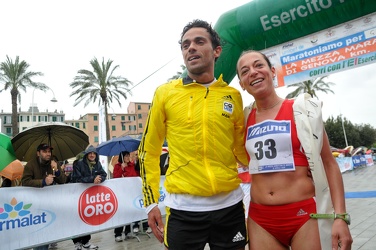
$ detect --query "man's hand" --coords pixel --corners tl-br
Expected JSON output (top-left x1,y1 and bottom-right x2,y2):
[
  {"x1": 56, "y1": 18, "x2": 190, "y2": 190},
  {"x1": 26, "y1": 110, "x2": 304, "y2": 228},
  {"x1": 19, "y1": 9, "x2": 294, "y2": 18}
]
[
  {"x1": 94, "y1": 175, "x2": 102, "y2": 184},
  {"x1": 148, "y1": 206, "x2": 164, "y2": 243},
  {"x1": 45, "y1": 174, "x2": 55, "y2": 185},
  {"x1": 51, "y1": 160, "x2": 58, "y2": 173}
]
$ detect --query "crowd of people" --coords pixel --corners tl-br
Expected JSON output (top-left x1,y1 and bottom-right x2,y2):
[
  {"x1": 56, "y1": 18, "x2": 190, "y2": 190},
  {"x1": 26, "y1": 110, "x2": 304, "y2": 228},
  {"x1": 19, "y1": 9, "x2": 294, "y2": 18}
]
[{"x1": 3, "y1": 19, "x2": 353, "y2": 250}]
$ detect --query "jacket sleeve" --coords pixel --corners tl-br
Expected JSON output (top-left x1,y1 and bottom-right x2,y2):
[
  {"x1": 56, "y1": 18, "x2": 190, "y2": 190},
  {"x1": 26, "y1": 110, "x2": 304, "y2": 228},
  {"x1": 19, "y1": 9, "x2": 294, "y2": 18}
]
[
  {"x1": 233, "y1": 91, "x2": 248, "y2": 165},
  {"x1": 54, "y1": 163, "x2": 67, "y2": 184},
  {"x1": 21, "y1": 163, "x2": 43, "y2": 188},
  {"x1": 95, "y1": 163, "x2": 107, "y2": 182},
  {"x1": 139, "y1": 85, "x2": 167, "y2": 206},
  {"x1": 113, "y1": 163, "x2": 123, "y2": 178}
]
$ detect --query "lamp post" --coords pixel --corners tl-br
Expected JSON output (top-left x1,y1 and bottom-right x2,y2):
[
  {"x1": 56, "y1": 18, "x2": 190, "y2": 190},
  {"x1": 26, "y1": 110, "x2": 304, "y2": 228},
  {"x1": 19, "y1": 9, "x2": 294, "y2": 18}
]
[
  {"x1": 31, "y1": 88, "x2": 58, "y2": 126},
  {"x1": 340, "y1": 114, "x2": 348, "y2": 147}
]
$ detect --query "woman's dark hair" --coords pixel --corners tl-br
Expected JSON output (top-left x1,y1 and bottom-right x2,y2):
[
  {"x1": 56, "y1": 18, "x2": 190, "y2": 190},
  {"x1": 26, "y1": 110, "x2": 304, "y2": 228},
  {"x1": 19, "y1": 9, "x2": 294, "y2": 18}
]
[
  {"x1": 118, "y1": 151, "x2": 130, "y2": 163},
  {"x1": 179, "y1": 19, "x2": 221, "y2": 50}
]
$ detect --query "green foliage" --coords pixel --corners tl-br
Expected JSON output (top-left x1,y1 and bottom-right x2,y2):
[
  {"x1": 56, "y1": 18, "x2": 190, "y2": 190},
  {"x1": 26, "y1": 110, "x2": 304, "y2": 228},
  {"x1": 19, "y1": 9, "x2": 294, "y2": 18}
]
[
  {"x1": 70, "y1": 57, "x2": 132, "y2": 141},
  {"x1": 168, "y1": 65, "x2": 186, "y2": 81},
  {"x1": 286, "y1": 76, "x2": 335, "y2": 99},
  {"x1": 325, "y1": 115, "x2": 376, "y2": 149},
  {"x1": 0, "y1": 55, "x2": 46, "y2": 136}
]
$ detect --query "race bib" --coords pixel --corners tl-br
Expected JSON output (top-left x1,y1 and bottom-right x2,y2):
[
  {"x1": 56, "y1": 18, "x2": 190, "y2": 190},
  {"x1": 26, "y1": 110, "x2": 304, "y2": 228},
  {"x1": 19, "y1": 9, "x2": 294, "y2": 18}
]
[{"x1": 245, "y1": 120, "x2": 295, "y2": 174}]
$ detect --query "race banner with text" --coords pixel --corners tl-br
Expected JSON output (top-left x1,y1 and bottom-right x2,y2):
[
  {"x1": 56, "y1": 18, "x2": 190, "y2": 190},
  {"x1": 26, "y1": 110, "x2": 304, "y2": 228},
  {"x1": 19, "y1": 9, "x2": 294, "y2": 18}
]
[{"x1": 263, "y1": 13, "x2": 376, "y2": 87}]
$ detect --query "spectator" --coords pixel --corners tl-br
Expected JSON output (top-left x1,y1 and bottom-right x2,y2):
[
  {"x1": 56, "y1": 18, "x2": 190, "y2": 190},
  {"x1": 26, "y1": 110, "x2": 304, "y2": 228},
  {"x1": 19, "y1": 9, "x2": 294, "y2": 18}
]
[
  {"x1": 112, "y1": 151, "x2": 149, "y2": 241},
  {"x1": 70, "y1": 145, "x2": 106, "y2": 250},
  {"x1": 21, "y1": 143, "x2": 66, "y2": 250}
]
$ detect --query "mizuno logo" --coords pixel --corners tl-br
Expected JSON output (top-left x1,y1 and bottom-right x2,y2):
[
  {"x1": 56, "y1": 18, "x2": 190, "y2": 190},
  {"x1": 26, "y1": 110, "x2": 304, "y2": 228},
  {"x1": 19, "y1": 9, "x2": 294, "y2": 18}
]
[{"x1": 247, "y1": 121, "x2": 291, "y2": 139}]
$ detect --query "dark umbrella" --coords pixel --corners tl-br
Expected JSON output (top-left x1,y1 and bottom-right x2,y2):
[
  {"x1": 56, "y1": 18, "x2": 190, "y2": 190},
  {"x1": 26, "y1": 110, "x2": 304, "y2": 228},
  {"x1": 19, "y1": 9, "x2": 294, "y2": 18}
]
[
  {"x1": 11, "y1": 122, "x2": 89, "y2": 162},
  {"x1": 96, "y1": 135, "x2": 141, "y2": 156}
]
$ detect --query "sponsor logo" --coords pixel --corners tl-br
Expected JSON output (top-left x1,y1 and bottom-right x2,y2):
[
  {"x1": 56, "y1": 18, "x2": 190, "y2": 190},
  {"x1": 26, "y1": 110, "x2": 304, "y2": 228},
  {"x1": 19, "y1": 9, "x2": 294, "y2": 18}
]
[
  {"x1": 78, "y1": 186, "x2": 118, "y2": 226},
  {"x1": 222, "y1": 95, "x2": 233, "y2": 101},
  {"x1": 0, "y1": 197, "x2": 55, "y2": 232},
  {"x1": 247, "y1": 121, "x2": 290, "y2": 139},
  {"x1": 223, "y1": 101, "x2": 233, "y2": 114},
  {"x1": 296, "y1": 209, "x2": 308, "y2": 216},
  {"x1": 136, "y1": 187, "x2": 166, "y2": 210},
  {"x1": 345, "y1": 23, "x2": 353, "y2": 30},
  {"x1": 364, "y1": 17, "x2": 372, "y2": 24},
  {"x1": 282, "y1": 42, "x2": 294, "y2": 49},
  {"x1": 310, "y1": 35, "x2": 318, "y2": 44},
  {"x1": 232, "y1": 232, "x2": 245, "y2": 242}
]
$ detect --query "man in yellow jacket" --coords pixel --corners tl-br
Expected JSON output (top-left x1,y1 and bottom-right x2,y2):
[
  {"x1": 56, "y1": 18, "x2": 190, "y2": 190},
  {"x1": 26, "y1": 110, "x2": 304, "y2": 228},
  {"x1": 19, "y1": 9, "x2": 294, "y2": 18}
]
[{"x1": 139, "y1": 19, "x2": 248, "y2": 249}]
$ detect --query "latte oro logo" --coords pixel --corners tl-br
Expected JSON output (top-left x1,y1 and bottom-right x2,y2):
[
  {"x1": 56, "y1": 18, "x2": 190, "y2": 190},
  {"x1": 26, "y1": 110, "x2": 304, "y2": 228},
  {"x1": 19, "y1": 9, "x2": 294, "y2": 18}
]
[{"x1": 78, "y1": 186, "x2": 118, "y2": 225}]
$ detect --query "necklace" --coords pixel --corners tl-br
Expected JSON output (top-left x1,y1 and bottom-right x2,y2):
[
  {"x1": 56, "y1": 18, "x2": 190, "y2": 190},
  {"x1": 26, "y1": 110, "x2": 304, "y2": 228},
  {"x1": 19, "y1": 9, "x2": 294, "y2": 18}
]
[{"x1": 256, "y1": 99, "x2": 282, "y2": 112}]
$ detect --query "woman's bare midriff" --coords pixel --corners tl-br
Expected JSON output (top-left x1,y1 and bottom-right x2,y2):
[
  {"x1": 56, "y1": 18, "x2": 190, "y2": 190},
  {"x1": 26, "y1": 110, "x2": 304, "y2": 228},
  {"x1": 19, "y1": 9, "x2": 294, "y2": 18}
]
[{"x1": 251, "y1": 166, "x2": 315, "y2": 205}]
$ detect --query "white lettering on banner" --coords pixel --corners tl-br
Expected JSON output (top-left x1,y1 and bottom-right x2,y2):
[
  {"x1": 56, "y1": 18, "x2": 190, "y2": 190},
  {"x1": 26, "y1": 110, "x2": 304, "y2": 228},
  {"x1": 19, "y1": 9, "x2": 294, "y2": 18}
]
[
  {"x1": 0, "y1": 177, "x2": 250, "y2": 249},
  {"x1": 260, "y1": 0, "x2": 336, "y2": 31}
]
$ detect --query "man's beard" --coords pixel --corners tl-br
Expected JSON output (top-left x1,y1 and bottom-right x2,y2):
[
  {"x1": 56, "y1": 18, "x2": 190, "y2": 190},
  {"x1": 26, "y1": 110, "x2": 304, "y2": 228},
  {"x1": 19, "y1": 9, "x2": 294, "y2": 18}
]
[{"x1": 39, "y1": 156, "x2": 51, "y2": 165}]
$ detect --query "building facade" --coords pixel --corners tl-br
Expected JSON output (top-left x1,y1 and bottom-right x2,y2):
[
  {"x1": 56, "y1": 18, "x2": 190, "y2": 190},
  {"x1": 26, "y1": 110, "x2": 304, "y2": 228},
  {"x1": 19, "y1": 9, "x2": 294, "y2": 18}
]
[
  {"x1": 0, "y1": 105, "x2": 65, "y2": 136},
  {"x1": 64, "y1": 102, "x2": 151, "y2": 146}
]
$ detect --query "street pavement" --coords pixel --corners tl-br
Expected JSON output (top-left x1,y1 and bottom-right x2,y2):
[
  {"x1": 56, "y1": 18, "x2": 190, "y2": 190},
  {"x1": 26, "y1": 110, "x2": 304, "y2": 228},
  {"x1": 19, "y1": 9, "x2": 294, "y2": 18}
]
[{"x1": 47, "y1": 164, "x2": 376, "y2": 250}]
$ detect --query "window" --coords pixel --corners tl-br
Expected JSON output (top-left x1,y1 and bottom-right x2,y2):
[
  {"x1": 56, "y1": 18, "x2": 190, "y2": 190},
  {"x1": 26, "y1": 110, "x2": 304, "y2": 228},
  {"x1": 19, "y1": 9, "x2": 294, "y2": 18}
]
[
  {"x1": 94, "y1": 115, "x2": 98, "y2": 121},
  {"x1": 128, "y1": 125, "x2": 132, "y2": 131},
  {"x1": 138, "y1": 114, "x2": 142, "y2": 119},
  {"x1": 94, "y1": 136, "x2": 99, "y2": 142},
  {"x1": 138, "y1": 123, "x2": 142, "y2": 128},
  {"x1": 133, "y1": 125, "x2": 136, "y2": 131},
  {"x1": 94, "y1": 125, "x2": 98, "y2": 131},
  {"x1": 122, "y1": 125, "x2": 126, "y2": 131},
  {"x1": 52, "y1": 116, "x2": 57, "y2": 122},
  {"x1": 83, "y1": 123, "x2": 86, "y2": 129},
  {"x1": 3, "y1": 116, "x2": 6, "y2": 124},
  {"x1": 6, "y1": 127, "x2": 11, "y2": 135},
  {"x1": 20, "y1": 116, "x2": 23, "y2": 122},
  {"x1": 121, "y1": 115, "x2": 125, "y2": 121},
  {"x1": 112, "y1": 125, "x2": 116, "y2": 131},
  {"x1": 75, "y1": 123, "x2": 80, "y2": 128},
  {"x1": 111, "y1": 116, "x2": 116, "y2": 121},
  {"x1": 27, "y1": 116, "x2": 30, "y2": 122},
  {"x1": 138, "y1": 104, "x2": 141, "y2": 110}
]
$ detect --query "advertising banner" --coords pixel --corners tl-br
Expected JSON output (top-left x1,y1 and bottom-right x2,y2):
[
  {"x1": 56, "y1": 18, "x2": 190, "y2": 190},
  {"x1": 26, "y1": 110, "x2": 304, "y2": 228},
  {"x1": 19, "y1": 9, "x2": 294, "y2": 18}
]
[
  {"x1": 213, "y1": 0, "x2": 376, "y2": 83},
  {"x1": 263, "y1": 13, "x2": 376, "y2": 86}
]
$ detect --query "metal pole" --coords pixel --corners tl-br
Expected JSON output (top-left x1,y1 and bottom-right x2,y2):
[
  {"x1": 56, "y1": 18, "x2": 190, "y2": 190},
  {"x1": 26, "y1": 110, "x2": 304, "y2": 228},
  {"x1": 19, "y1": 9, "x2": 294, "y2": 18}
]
[
  {"x1": 341, "y1": 114, "x2": 349, "y2": 147},
  {"x1": 31, "y1": 88, "x2": 58, "y2": 127}
]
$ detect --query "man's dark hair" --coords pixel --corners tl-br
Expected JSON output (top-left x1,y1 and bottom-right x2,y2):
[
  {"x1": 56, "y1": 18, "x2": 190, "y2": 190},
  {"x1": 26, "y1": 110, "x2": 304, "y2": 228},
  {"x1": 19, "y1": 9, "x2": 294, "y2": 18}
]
[{"x1": 179, "y1": 19, "x2": 221, "y2": 49}]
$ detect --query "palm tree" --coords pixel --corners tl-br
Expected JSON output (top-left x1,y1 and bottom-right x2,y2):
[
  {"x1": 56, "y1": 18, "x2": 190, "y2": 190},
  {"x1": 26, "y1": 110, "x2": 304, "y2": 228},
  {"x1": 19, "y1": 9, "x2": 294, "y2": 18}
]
[
  {"x1": 168, "y1": 65, "x2": 186, "y2": 81},
  {"x1": 285, "y1": 76, "x2": 335, "y2": 99},
  {"x1": 0, "y1": 55, "x2": 46, "y2": 136},
  {"x1": 70, "y1": 57, "x2": 132, "y2": 141}
]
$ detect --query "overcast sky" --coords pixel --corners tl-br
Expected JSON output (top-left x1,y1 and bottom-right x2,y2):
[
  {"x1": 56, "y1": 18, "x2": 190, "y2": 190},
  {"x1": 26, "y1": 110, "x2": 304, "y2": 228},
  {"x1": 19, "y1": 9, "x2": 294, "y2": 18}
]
[{"x1": 1, "y1": 0, "x2": 375, "y2": 128}]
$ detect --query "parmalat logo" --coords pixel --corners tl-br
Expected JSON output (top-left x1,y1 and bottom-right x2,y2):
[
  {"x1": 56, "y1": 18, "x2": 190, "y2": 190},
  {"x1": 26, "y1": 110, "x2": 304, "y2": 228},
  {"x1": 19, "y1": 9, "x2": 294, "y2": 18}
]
[{"x1": 0, "y1": 197, "x2": 54, "y2": 231}]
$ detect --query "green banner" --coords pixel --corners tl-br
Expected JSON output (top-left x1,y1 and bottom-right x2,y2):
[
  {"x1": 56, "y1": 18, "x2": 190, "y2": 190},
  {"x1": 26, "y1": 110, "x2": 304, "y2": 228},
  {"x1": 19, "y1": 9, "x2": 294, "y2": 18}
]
[{"x1": 214, "y1": 0, "x2": 376, "y2": 83}]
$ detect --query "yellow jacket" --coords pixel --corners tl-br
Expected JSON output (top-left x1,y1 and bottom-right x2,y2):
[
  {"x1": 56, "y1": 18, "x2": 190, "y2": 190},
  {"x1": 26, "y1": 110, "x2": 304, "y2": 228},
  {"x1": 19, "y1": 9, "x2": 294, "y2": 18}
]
[{"x1": 139, "y1": 75, "x2": 248, "y2": 207}]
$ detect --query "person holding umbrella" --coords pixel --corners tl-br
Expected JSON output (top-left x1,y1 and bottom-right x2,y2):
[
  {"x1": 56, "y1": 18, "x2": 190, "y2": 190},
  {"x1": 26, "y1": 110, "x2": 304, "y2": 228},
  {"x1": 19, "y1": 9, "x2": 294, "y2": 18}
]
[
  {"x1": 21, "y1": 143, "x2": 66, "y2": 188},
  {"x1": 21, "y1": 143, "x2": 66, "y2": 250}
]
